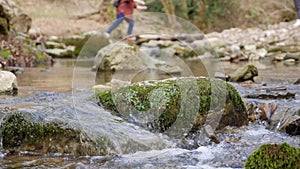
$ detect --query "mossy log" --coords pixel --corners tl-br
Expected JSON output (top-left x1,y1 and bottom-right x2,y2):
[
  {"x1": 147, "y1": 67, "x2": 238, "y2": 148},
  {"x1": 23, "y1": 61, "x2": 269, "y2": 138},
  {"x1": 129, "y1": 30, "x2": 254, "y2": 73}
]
[
  {"x1": 96, "y1": 77, "x2": 247, "y2": 136},
  {"x1": 0, "y1": 112, "x2": 107, "y2": 156},
  {"x1": 245, "y1": 143, "x2": 300, "y2": 169}
]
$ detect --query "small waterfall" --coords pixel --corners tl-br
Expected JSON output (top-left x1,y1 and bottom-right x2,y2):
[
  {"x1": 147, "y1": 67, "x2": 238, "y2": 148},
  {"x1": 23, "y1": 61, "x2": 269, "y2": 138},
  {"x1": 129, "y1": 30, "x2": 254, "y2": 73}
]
[{"x1": 73, "y1": 94, "x2": 172, "y2": 154}]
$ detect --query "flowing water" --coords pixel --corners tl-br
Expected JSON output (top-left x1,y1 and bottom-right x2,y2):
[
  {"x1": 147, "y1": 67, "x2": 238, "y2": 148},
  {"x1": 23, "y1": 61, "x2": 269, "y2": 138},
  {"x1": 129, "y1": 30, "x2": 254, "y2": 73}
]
[{"x1": 0, "y1": 58, "x2": 299, "y2": 168}]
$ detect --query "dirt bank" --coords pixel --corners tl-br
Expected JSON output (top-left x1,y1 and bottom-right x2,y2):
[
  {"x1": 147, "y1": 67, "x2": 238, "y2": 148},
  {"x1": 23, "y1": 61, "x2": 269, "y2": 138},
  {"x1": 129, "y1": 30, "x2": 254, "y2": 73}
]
[{"x1": 16, "y1": 0, "x2": 297, "y2": 36}]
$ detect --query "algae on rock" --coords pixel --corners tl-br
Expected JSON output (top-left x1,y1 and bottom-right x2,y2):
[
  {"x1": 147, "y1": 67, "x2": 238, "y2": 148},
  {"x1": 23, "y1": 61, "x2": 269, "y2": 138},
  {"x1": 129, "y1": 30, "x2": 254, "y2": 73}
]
[
  {"x1": 96, "y1": 77, "x2": 247, "y2": 137},
  {"x1": 245, "y1": 143, "x2": 300, "y2": 169},
  {"x1": 0, "y1": 112, "x2": 108, "y2": 156}
]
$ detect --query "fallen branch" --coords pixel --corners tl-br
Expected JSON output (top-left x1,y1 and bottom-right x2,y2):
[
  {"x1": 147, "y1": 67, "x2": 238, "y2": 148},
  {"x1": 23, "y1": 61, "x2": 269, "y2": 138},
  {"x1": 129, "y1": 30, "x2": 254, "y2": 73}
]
[{"x1": 72, "y1": 10, "x2": 101, "y2": 20}]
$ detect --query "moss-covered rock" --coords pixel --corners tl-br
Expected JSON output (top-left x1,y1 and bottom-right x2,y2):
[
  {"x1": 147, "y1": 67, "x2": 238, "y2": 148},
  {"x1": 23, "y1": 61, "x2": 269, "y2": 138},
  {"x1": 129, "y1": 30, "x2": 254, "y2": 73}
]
[
  {"x1": 0, "y1": 112, "x2": 108, "y2": 156},
  {"x1": 96, "y1": 77, "x2": 247, "y2": 135},
  {"x1": 229, "y1": 64, "x2": 258, "y2": 82},
  {"x1": 245, "y1": 143, "x2": 300, "y2": 169}
]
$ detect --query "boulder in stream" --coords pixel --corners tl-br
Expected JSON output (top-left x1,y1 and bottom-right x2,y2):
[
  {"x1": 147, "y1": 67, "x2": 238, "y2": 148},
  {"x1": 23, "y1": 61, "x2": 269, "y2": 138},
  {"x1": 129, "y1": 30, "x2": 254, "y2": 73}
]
[
  {"x1": 0, "y1": 70, "x2": 17, "y2": 94},
  {"x1": 93, "y1": 42, "x2": 182, "y2": 75},
  {"x1": 229, "y1": 64, "x2": 258, "y2": 82},
  {"x1": 0, "y1": 112, "x2": 108, "y2": 156},
  {"x1": 96, "y1": 77, "x2": 248, "y2": 139}
]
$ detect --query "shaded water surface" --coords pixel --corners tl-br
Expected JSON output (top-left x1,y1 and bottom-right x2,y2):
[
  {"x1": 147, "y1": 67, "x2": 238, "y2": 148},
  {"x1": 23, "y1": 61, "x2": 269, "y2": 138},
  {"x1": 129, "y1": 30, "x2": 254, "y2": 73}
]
[{"x1": 0, "y1": 59, "x2": 299, "y2": 168}]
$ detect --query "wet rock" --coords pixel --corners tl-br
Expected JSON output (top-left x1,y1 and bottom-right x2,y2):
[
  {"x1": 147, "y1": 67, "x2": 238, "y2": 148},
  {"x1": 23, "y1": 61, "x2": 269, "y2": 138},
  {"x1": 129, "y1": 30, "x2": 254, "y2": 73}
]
[
  {"x1": 273, "y1": 53, "x2": 286, "y2": 61},
  {"x1": 247, "y1": 102, "x2": 277, "y2": 123},
  {"x1": 207, "y1": 37, "x2": 227, "y2": 48},
  {"x1": 245, "y1": 143, "x2": 300, "y2": 169},
  {"x1": 286, "y1": 118, "x2": 300, "y2": 135},
  {"x1": 141, "y1": 40, "x2": 197, "y2": 58},
  {"x1": 245, "y1": 84, "x2": 300, "y2": 134},
  {"x1": 0, "y1": 70, "x2": 17, "y2": 94},
  {"x1": 255, "y1": 48, "x2": 268, "y2": 58},
  {"x1": 245, "y1": 91, "x2": 295, "y2": 99},
  {"x1": 270, "y1": 106, "x2": 300, "y2": 136},
  {"x1": 45, "y1": 47, "x2": 75, "y2": 58},
  {"x1": 229, "y1": 64, "x2": 258, "y2": 82},
  {"x1": 284, "y1": 53, "x2": 300, "y2": 61},
  {"x1": 294, "y1": 78, "x2": 300, "y2": 85},
  {"x1": 93, "y1": 43, "x2": 181, "y2": 73},
  {"x1": 172, "y1": 43, "x2": 197, "y2": 58},
  {"x1": 283, "y1": 59, "x2": 296, "y2": 65},
  {"x1": 244, "y1": 44, "x2": 256, "y2": 51},
  {"x1": 0, "y1": 112, "x2": 107, "y2": 156},
  {"x1": 96, "y1": 77, "x2": 248, "y2": 138}
]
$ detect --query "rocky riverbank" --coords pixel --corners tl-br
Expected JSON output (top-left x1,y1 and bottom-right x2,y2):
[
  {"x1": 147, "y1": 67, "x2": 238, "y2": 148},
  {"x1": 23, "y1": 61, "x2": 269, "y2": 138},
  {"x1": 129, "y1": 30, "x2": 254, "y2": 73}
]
[{"x1": 0, "y1": 1, "x2": 299, "y2": 168}]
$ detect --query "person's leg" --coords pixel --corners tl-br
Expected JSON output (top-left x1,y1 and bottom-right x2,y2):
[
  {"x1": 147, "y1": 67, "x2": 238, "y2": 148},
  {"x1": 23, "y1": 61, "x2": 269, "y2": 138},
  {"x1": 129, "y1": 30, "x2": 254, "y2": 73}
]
[
  {"x1": 294, "y1": 0, "x2": 300, "y2": 27},
  {"x1": 106, "y1": 17, "x2": 124, "y2": 34},
  {"x1": 294, "y1": 0, "x2": 300, "y2": 19},
  {"x1": 124, "y1": 17, "x2": 135, "y2": 35}
]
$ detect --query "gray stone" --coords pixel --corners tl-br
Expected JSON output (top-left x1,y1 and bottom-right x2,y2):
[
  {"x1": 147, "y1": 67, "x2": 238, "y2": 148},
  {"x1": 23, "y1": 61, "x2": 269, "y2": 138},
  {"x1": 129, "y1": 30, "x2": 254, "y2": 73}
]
[
  {"x1": 229, "y1": 64, "x2": 258, "y2": 82},
  {"x1": 283, "y1": 59, "x2": 296, "y2": 65},
  {"x1": 45, "y1": 46, "x2": 75, "y2": 58},
  {"x1": 284, "y1": 53, "x2": 300, "y2": 61},
  {"x1": 93, "y1": 43, "x2": 181, "y2": 73},
  {"x1": 0, "y1": 70, "x2": 17, "y2": 93}
]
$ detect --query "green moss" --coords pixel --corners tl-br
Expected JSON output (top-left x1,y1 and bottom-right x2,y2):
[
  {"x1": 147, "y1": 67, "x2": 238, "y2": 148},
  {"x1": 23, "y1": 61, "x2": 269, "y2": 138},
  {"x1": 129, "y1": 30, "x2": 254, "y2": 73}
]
[
  {"x1": 96, "y1": 77, "x2": 247, "y2": 132},
  {"x1": 1, "y1": 113, "x2": 71, "y2": 147},
  {"x1": 0, "y1": 48, "x2": 11, "y2": 59},
  {"x1": 23, "y1": 45, "x2": 48, "y2": 63},
  {"x1": 0, "y1": 112, "x2": 109, "y2": 156},
  {"x1": 245, "y1": 143, "x2": 300, "y2": 169}
]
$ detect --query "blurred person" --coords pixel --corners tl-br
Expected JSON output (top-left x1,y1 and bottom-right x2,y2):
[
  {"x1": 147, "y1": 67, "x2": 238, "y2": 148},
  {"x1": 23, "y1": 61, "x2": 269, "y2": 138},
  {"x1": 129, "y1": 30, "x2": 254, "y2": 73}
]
[
  {"x1": 104, "y1": 0, "x2": 147, "y2": 40},
  {"x1": 293, "y1": 0, "x2": 300, "y2": 27}
]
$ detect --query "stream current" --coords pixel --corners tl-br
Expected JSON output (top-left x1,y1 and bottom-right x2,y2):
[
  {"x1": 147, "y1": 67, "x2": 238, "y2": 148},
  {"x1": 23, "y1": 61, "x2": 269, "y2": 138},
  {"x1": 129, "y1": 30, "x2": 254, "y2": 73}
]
[{"x1": 0, "y1": 58, "x2": 299, "y2": 168}]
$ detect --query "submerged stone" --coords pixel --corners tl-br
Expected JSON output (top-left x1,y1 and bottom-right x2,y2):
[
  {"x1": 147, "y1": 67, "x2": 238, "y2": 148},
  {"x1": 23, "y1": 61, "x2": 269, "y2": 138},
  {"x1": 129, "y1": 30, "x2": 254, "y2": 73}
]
[
  {"x1": 245, "y1": 143, "x2": 300, "y2": 169},
  {"x1": 96, "y1": 77, "x2": 247, "y2": 138},
  {"x1": 0, "y1": 112, "x2": 107, "y2": 156}
]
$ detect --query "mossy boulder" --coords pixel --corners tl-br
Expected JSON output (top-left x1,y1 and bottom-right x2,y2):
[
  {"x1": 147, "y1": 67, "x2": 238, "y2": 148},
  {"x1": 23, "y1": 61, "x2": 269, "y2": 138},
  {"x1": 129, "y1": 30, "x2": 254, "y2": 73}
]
[
  {"x1": 93, "y1": 42, "x2": 181, "y2": 74},
  {"x1": 229, "y1": 64, "x2": 258, "y2": 82},
  {"x1": 96, "y1": 77, "x2": 247, "y2": 137},
  {"x1": 0, "y1": 112, "x2": 108, "y2": 156},
  {"x1": 245, "y1": 143, "x2": 300, "y2": 169}
]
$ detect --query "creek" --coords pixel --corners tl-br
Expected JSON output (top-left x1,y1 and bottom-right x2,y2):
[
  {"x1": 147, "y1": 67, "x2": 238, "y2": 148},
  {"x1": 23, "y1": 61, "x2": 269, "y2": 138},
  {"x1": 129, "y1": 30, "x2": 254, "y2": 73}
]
[{"x1": 0, "y1": 58, "x2": 299, "y2": 168}]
